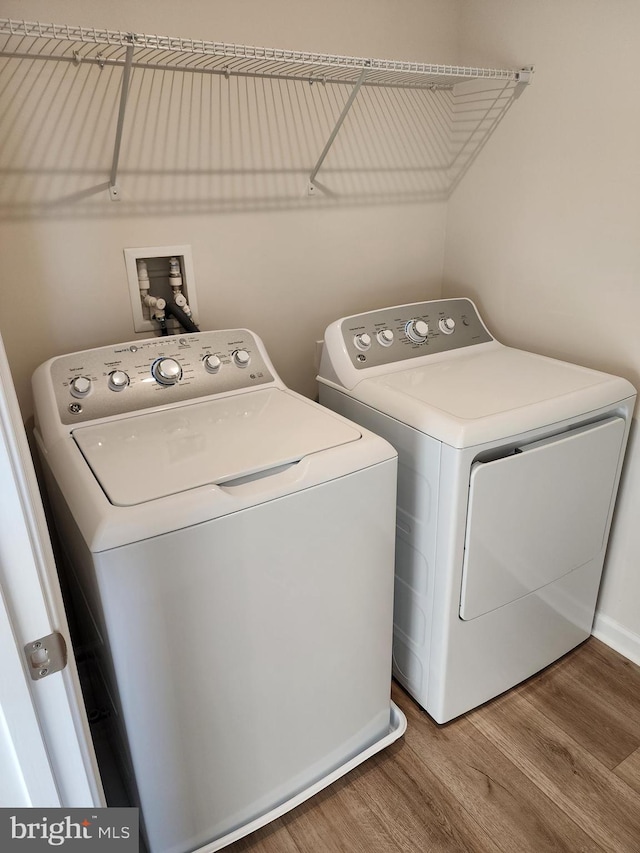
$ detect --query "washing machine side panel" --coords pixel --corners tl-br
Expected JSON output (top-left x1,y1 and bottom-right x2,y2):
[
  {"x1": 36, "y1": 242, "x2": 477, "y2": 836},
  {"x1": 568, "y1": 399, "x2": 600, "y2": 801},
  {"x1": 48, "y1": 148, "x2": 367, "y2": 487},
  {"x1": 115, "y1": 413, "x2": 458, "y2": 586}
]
[
  {"x1": 319, "y1": 386, "x2": 440, "y2": 709},
  {"x1": 36, "y1": 461, "x2": 143, "y2": 810},
  {"x1": 92, "y1": 461, "x2": 397, "y2": 853}
]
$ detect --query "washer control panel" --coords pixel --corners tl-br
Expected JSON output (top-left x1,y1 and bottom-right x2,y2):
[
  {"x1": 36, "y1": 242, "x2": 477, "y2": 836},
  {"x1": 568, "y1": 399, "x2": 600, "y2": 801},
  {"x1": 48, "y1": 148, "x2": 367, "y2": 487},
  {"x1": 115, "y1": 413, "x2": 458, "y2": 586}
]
[
  {"x1": 340, "y1": 298, "x2": 493, "y2": 369},
  {"x1": 49, "y1": 330, "x2": 274, "y2": 425}
]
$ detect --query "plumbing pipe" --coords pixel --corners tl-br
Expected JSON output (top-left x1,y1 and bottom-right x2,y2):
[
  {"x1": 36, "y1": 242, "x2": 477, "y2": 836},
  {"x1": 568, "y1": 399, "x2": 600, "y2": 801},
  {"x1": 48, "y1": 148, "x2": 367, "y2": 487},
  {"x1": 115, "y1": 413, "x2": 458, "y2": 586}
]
[
  {"x1": 164, "y1": 300, "x2": 200, "y2": 333},
  {"x1": 143, "y1": 295, "x2": 166, "y2": 316},
  {"x1": 137, "y1": 259, "x2": 150, "y2": 297},
  {"x1": 167, "y1": 257, "x2": 194, "y2": 318},
  {"x1": 174, "y1": 292, "x2": 193, "y2": 318}
]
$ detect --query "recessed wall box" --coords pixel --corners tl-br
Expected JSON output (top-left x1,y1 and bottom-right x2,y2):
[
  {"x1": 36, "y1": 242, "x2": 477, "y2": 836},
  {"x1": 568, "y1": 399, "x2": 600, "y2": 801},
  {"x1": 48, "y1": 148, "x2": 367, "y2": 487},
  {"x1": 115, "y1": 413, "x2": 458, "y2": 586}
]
[{"x1": 124, "y1": 245, "x2": 198, "y2": 333}]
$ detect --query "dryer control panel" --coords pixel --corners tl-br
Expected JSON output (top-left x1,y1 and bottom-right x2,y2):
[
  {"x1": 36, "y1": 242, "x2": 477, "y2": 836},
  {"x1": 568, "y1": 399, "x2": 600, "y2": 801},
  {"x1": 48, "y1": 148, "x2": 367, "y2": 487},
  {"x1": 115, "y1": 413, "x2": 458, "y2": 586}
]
[
  {"x1": 337, "y1": 298, "x2": 493, "y2": 371},
  {"x1": 43, "y1": 330, "x2": 275, "y2": 425}
]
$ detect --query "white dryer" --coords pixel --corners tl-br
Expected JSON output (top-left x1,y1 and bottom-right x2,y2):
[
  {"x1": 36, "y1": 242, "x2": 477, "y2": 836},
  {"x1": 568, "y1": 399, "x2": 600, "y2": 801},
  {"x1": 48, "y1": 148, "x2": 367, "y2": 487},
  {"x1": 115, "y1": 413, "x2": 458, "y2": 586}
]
[
  {"x1": 32, "y1": 329, "x2": 405, "y2": 853},
  {"x1": 318, "y1": 298, "x2": 636, "y2": 724}
]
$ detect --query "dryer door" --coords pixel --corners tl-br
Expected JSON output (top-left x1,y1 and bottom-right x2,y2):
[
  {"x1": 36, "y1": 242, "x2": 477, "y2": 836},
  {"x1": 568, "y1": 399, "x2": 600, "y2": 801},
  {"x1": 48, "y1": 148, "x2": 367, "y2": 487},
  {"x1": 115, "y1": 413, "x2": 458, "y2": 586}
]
[{"x1": 459, "y1": 416, "x2": 625, "y2": 620}]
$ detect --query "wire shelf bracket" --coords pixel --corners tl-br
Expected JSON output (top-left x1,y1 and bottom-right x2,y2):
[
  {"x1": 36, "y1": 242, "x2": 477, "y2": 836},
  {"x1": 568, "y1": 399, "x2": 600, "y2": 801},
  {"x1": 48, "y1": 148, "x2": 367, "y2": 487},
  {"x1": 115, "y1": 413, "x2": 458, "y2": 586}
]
[
  {"x1": 109, "y1": 40, "x2": 134, "y2": 201},
  {"x1": 308, "y1": 65, "x2": 370, "y2": 196}
]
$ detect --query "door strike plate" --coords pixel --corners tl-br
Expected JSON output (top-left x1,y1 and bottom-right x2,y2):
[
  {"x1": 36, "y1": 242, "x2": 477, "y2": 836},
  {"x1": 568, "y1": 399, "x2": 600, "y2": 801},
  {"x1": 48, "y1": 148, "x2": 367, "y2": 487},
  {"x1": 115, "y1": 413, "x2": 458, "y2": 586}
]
[{"x1": 24, "y1": 632, "x2": 67, "y2": 680}]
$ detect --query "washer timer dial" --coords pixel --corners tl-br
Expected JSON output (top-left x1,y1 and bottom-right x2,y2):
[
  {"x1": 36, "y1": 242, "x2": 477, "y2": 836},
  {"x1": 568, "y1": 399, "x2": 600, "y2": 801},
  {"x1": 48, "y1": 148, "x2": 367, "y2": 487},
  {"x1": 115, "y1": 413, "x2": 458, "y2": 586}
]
[{"x1": 152, "y1": 357, "x2": 183, "y2": 385}]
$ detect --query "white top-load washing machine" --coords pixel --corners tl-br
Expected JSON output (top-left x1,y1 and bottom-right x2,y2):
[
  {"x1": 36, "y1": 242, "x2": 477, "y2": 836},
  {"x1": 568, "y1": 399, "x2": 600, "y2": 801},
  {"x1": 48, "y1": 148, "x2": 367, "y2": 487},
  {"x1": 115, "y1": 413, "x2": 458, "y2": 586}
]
[
  {"x1": 318, "y1": 298, "x2": 636, "y2": 724},
  {"x1": 32, "y1": 329, "x2": 406, "y2": 853}
]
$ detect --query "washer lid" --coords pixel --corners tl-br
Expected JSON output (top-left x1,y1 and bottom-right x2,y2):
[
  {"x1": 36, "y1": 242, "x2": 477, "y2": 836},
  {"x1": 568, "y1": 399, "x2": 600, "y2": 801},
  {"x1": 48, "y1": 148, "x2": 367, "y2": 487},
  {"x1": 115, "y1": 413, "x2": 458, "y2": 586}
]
[
  {"x1": 72, "y1": 388, "x2": 362, "y2": 506},
  {"x1": 352, "y1": 347, "x2": 635, "y2": 447}
]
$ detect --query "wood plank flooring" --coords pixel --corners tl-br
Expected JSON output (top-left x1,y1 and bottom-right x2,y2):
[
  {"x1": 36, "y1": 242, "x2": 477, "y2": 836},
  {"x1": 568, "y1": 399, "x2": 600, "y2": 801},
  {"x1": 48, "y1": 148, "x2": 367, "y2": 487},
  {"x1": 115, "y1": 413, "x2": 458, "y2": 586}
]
[{"x1": 228, "y1": 638, "x2": 640, "y2": 853}]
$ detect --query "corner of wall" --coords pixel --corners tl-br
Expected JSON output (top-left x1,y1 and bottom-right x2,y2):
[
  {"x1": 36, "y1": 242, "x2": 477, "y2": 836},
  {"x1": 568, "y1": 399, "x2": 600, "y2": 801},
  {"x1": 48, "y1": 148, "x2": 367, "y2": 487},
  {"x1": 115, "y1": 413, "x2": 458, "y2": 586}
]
[{"x1": 592, "y1": 612, "x2": 640, "y2": 667}]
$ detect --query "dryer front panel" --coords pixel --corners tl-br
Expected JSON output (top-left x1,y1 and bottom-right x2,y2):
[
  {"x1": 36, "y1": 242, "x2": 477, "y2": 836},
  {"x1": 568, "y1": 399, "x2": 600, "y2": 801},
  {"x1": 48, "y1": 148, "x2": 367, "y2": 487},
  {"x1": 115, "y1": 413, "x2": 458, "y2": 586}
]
[{"x1": 459, "y1": 416, "x2": 626, "y2": 620}]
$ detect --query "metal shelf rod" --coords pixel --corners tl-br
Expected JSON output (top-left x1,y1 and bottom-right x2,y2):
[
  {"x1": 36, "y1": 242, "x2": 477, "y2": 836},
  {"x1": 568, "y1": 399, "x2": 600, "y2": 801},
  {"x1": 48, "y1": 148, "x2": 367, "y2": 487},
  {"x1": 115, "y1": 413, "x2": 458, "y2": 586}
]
[
  {"x1": 108, "y1": 42, "x2": 134, "y2": 201},
  {"x1": 309, "y1": 67, "x2": 369, "y2": 191},
  {"x1": 0, "y1": 49, "x2": 487, "y2": 90}
]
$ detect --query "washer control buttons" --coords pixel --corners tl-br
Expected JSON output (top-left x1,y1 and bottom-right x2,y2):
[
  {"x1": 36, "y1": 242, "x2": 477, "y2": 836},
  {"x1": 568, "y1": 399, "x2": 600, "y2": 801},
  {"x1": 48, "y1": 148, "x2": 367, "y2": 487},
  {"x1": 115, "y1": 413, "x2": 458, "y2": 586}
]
[
  {"x1": 233, "y1": 349, "x2": 251, "y2": 367},
  {"x1": 108, "y1": 370, "x2": 130, "y2": 392},
  {"x1": 377, "y1": 329, "x2": 394, "y2": 347},
  {"x1": 438, "y1": 317, "x2": 456, "y2": 335},
  {"x1": 203, "y1": 354, "x2": 222, "y2": 374},
  {"x1": 405, "y1": 319, "x2": 429, "y2": 343},
  {"x1": 152, "y1": 357, "x2": 182, "y2": 385},
  {"x1": 354, "y1": 333, "x2": 372, "y2": 351},
  {"x1": 70, "y1": 376, "x2": 92, "y2": 398}
]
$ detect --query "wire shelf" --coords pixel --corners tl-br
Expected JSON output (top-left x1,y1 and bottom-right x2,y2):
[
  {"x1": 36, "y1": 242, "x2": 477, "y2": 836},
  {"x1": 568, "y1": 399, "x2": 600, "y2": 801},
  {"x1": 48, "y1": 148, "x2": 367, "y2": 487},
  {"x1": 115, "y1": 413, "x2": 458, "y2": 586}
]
[
  {"x1": 0, "y1": 18, "x2": 532, "y2": 208},
  {"x1": 0, "y1": 18, "x2": 528, "y2": 89}
]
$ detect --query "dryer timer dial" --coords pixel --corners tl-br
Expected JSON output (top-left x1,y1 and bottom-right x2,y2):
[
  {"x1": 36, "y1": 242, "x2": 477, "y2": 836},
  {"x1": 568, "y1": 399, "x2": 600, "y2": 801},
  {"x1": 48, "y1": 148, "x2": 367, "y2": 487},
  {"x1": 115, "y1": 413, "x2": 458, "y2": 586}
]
[{"x1": 405, "y1": 319, "x2": 429, "y2": 343}]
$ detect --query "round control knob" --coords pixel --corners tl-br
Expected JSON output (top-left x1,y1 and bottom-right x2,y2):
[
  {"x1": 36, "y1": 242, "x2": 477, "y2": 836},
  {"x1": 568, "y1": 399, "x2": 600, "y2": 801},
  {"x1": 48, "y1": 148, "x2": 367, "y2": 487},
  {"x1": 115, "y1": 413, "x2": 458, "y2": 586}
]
[
  {"x1": 203, "y1": 354, "x2": 222, "y2": 374},
  {"x1": 70, "y1": 376, "x2": 92, "y2": 398},
  {"x1": 438, "y1": 317, "x2": 456, "y2": 335},
  {"x1": 233, "y1": 349, "x2": 251, "y2": 367},
  {"x1": 152, "y1": 357, "x2": 182, "y2": 385},
  {"x1": 405, "y1": 319, "x2": 429, "y2": 343},
  {"x1": 377, "y1": 329, "x2": 394, "y2": 347},
  {"x1": 354, "y1": 333, "x2": 372, "y2": 351},
  {"x1": 108, "y1": 370, "x2": 129, "y2": 391}
]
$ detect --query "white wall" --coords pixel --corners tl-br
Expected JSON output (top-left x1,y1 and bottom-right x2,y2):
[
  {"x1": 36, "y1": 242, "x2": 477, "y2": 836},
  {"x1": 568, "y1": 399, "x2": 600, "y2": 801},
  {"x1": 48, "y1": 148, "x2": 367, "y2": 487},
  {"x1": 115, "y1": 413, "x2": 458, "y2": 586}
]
[
  {"x1": 0, "y1": 0, "x2": 461, "y2": 412},
  {"x1": 445, "y1": 0, "x2": 640, "y2": 659}
]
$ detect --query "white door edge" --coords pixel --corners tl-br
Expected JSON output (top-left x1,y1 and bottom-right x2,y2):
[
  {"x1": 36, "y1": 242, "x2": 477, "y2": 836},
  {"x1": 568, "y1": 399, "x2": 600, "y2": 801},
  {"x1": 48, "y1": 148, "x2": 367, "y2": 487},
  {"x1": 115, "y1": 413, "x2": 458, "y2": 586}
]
[{"x1": 0, "y1": 334, "x2": 103, "y2": 807}]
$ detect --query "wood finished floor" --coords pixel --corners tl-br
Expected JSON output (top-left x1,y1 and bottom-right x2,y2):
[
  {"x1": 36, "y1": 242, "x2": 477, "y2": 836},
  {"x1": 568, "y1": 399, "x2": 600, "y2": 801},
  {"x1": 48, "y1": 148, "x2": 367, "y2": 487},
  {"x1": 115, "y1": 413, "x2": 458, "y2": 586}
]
[{"x1": 228, "y1": 638, "x2": 640, "y2": 853}]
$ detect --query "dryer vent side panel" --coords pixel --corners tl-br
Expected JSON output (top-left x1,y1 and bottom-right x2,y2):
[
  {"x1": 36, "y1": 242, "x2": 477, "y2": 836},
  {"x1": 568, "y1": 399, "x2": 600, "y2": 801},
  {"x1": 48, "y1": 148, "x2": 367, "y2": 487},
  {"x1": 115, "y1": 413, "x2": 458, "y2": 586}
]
[{"x1": 459, "y1": 417, "x2": 626, "y2": 621}]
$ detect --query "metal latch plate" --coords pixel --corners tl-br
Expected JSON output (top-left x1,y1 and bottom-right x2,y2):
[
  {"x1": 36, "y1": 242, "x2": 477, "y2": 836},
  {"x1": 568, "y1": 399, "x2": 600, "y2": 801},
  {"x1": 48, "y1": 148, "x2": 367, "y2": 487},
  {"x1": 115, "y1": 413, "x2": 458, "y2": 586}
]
[{"x1": 24, "y1": 632, "x2": 67, "y2": 680}]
